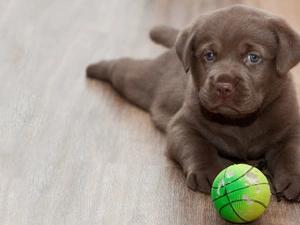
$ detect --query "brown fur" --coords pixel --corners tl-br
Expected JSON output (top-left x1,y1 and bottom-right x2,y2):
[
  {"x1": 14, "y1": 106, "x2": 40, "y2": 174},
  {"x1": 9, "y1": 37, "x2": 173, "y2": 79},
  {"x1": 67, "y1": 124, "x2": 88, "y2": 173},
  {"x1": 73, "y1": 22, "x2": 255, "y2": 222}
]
[{"x1": 86, "y1": 5, "x2": 300, "y2": 201}]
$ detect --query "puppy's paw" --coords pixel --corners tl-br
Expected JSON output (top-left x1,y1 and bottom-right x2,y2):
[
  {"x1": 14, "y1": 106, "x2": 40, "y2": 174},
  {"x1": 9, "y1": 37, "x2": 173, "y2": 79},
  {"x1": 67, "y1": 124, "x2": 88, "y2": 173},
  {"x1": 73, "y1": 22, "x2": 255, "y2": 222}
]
[
  {"x1": 86, "y1": 61, "x2": 110, "y2": 81},
  {"x1": 185, "y1": 166, "x2": 223, "y2": 194},
  {"x1": 274, "y1": 175, "x2": 300, "y2": 202}
]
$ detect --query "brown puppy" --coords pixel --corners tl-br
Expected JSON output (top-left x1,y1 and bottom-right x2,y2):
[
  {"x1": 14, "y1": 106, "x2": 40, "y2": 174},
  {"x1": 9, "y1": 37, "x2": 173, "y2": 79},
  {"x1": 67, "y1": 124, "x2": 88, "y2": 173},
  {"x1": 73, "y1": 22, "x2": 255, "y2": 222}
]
[{"x1": 87, "y1": 5, "x2": 300, "y2": 201}]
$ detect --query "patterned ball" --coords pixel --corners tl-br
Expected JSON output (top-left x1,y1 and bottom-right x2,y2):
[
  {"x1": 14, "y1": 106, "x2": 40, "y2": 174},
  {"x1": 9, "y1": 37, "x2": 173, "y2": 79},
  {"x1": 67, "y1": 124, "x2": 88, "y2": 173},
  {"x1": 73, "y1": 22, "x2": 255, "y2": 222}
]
[{"x1": 211, "y1": 164, "x2": 271, "y2": 223}]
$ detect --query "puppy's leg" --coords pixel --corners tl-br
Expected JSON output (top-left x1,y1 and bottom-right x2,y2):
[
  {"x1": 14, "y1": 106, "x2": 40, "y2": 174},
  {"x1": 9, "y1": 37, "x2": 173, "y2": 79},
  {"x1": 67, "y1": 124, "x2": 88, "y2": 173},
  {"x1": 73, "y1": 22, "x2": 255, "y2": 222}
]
[
  {"x1": 86, "y1": 58, "x2": 159, "y2": 110},
  {"x1": 167, "y1": 110, "x2": 231, "y2": 193},
  {"x1": 266, "y1": 134, "x2": 300, "y2": 201},
  {"x1": 86, "y1": 60, "x2": 112, "y2": 81},
  {"x1": 86, "y1": 25, "x2": 179, "y2": 111}
]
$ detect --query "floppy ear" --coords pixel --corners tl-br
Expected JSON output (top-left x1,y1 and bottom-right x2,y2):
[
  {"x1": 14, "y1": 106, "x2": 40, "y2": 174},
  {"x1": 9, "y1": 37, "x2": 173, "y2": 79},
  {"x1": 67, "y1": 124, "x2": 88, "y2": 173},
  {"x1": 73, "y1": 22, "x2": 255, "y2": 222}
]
[
  {"x1": 175, "y1": 26, "x2": 195, "y2": 73},
  {"x1": 271, "y1": 17, "x2": 300, "y2": 75}
]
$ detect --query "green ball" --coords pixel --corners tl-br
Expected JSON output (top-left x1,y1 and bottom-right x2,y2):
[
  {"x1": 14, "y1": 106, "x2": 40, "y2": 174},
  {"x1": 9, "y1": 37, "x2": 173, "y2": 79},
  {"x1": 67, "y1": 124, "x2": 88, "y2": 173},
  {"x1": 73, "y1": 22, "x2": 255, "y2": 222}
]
[{"x1": 211, "y1": 164, "x2": 271, "y2": 223}]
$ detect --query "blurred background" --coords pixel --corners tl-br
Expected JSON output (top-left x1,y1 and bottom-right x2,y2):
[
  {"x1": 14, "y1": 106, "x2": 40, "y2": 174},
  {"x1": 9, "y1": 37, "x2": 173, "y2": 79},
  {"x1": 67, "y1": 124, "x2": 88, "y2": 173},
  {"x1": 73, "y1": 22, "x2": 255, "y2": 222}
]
[{"x1": 0, "y1": 0, "x2": 299, "y2": 224}]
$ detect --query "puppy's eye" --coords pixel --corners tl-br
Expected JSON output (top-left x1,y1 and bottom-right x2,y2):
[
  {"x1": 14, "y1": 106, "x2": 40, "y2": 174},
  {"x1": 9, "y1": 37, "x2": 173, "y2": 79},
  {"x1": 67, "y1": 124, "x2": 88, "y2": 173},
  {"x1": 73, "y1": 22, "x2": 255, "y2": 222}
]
[
  {"x1": 204, "y1": 52, "x2": 215, "y2": 61},
  {"x1": 248, "y1": 54, "x2": 260, "y2": 63}
]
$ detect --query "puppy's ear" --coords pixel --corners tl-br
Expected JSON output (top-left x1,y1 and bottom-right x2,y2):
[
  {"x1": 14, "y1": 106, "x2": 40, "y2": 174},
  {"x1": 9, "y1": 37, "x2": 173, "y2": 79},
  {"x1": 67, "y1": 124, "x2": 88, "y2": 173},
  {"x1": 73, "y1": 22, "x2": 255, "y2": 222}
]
[
  {"x1": 272, "y1": 17, "x2": 300, "y2": 75},
  {"x1": 175, "y1": 26, "x2": 195, "y2": 73}
]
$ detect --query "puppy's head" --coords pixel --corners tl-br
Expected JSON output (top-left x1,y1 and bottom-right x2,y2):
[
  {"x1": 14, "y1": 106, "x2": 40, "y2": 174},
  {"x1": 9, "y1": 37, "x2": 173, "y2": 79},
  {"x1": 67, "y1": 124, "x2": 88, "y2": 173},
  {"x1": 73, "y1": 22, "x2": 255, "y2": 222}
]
[{"x1": 176, "y1": 5, "x2": 300, "y2": 118}]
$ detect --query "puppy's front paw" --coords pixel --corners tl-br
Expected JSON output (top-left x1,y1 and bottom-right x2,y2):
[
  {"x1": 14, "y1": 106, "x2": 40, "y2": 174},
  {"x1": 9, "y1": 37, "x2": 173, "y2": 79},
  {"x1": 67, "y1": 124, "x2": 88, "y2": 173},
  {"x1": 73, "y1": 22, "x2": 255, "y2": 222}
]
[
  {"x1": 274, "y1": 175, "x2": 300, "y2": 202},
  {"x1": 185, "y1": 166, "x2": 223, "y2": 194}
]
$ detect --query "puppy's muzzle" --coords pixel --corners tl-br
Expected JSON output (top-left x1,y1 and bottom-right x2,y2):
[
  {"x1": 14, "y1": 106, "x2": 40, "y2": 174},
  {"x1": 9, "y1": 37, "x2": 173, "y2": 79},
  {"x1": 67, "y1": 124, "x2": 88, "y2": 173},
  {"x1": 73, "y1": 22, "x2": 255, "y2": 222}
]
[{"x1": 215, "y1": 82, "x2": 233, "y2": 98}]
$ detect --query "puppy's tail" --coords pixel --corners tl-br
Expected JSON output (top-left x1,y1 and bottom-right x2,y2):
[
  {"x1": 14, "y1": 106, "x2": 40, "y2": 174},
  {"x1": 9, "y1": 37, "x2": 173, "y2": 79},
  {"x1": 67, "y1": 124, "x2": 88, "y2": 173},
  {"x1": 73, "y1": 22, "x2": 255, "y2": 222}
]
[{"x1": 149, "y1": 25, "x2": 179, "y2": 48}]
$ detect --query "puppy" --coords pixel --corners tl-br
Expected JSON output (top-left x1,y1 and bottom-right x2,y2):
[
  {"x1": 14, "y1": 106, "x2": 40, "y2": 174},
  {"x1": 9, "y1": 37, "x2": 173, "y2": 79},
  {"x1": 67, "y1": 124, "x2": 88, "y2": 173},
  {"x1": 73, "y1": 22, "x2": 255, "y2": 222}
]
[{"x1": 86, "y1": 5, "x2": 300, "y2": 201}]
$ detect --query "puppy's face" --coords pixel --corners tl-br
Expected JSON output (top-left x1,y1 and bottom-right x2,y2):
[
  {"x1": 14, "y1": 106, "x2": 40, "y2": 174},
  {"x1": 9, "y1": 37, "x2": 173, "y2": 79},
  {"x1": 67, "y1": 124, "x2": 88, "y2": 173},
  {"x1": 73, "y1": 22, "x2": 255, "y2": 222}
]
[{"x1": 176, "y1": 5, "x2": 300, "y2": 118}]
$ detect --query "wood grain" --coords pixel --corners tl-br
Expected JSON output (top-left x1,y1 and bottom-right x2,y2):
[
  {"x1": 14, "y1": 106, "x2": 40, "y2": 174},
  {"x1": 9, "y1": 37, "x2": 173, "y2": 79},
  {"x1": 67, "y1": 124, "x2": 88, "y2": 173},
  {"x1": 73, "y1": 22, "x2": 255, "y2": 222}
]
[{"x1": 0, "y1": 0, "x2": 299, "y2": 224}]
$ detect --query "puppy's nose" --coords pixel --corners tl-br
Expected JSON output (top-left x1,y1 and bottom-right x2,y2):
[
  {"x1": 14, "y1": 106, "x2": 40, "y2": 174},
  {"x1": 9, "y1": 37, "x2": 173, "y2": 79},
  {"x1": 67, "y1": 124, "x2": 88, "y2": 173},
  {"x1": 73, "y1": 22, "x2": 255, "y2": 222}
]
[{"x1": 215, "y1": 82, "x2": 233, "y2": 97}]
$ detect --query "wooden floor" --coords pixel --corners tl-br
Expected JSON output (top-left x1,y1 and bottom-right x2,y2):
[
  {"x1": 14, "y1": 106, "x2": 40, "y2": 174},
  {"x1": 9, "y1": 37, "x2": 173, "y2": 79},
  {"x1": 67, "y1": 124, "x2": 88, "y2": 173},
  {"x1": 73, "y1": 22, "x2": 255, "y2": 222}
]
[{"x1": 1, "y1": 0, "x2": 300, "y2": 224}]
